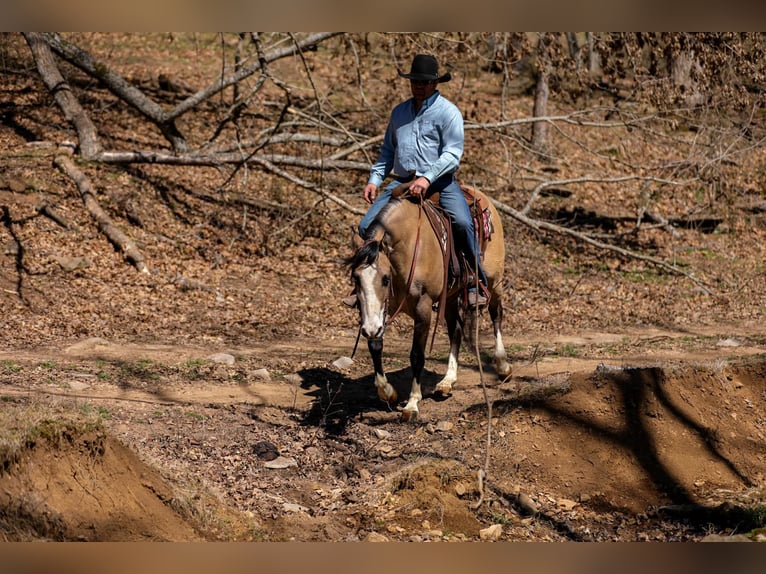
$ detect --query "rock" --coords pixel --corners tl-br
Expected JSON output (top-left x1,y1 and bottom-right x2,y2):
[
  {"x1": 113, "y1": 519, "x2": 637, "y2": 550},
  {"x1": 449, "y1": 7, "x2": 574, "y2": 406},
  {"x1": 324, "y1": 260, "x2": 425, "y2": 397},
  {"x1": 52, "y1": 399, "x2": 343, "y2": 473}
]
[
  {"x1": 253, "y1": 368, "x2": 271, "y2": 381},
  {"x1": 67, "y1": 380, "x2": 90, "y2": 391},
  {"x1": 716, "y1": 338, "x2": 742, "y2": 347},
  {"x1": 264, "y1": 456, "x2": 297, "y2": 469},
  {"x1": 53, "y1": 255, "x2": 91, "y2": 272},
  {"x1": 434, "y1": 421, "x2": 453, "y2": 432},
  {"x1": 517, "y1": 492, "x2": 538, "y2": 515},
  {"x1": 7, "y1": 177, "x2": 27, "y2": 193},
  {"x1": 364, "y1": 532, "x2": 389, "y2": 542},
  {"x1": 253, "y1": 440, "x2": 279, "y2": 461},
  {"x1": 557, "y1": 498, "x2": 578, "y2": 511},
  {"x1": 332, "y1": 356, "x2": 354, "y2": 370},
  {"x1": 284, "y1": 373, "x2": 303, "y2": 385},
  {"x1": 454, "y1": 483, "x2": 467, "y2": 497},
  {"x1": 479, "y1": 524, "x2": 503, "y2": 541},
  {"x1": 373, "y1": 428, "x2": 391, "y2": 439},
  {"x1": 208, "y1": 352, "x2": 235, "y2": 365},
  {"x1": 283, "y1": 502, "x2": 309, "y2": 513}
]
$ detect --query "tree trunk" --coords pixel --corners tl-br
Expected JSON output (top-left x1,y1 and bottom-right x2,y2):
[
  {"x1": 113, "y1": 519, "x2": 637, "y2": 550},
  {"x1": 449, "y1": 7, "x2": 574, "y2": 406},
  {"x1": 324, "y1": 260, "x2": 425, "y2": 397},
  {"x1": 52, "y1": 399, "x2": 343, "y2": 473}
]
[
  {"x1": 671, "y1": 49, "x2": 705, "y2": 106},
  {"x1": 530, "y1": 33, "x2": 556, "y2": 159},
  {"x1": 23, "y1": 33, "x2": 102, "y2": 158},
  {"x1": 566, "y1": 32, "x2": 583, "y2": 68},
  {"x1": 531, "y1": 59, "x2": 550, "y2": 157},
  {"x1": 586, "y1": 32, "x2": 602, "y2": 77}
]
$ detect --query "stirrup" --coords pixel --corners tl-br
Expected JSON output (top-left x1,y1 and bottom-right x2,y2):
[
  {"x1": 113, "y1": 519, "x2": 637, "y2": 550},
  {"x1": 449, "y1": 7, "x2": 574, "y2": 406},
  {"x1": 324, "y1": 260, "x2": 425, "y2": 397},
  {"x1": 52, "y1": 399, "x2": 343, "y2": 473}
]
[{"x1": 467, "y1": 289, "x2": 488, "y2": 308}]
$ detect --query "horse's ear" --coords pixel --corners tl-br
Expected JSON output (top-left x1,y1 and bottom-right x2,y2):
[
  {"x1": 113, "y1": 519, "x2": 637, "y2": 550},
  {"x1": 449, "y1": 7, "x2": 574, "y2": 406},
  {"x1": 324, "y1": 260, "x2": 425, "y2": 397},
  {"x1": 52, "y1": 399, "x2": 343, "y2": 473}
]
[{"x1": 350, "y1": 225, "x2": 363, "y2": 250}]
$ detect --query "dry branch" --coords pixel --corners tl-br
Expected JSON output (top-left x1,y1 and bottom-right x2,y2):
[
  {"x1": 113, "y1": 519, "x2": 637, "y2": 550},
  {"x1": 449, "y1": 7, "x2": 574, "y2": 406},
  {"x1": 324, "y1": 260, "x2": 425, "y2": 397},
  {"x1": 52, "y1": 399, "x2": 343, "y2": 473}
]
[
  {"x1": 35, "y1": 203, "x2": 76, "y2": 231},
  {"x1": 96, "y1": 150, "x2": 368, "y2": 171},
  {"x1": 53, "y1": 151, "x2": 149, "y2": 274},
  {"x1": 40, "y1": 33, "x2": 188, "y2": 152},
  {"x1": 250, "y1": 155, "x2": 365, "y2": 216},
  {"x1": 166, "y1": 33, "x2": 342, "y2": 122},
  {"x1": 521, "y1": 174, "x2": 696, "y2": 216},
  {"x1": 23, "y1": 33, "x2": 102, "y2": 158},
  {"x1": 491, "y1": 196, "x2": 714, "y2": 294}
]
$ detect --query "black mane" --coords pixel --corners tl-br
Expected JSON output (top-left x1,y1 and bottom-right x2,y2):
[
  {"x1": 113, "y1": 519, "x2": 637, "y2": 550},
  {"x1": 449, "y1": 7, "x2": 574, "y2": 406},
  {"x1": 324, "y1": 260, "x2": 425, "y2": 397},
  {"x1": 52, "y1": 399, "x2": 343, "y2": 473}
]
[
  {"x1": 345, "y1": 197, "x2": 404, "y2": 272},
  {"x1": 348, "y1": 239, "x2": 381, "y2": 271}
]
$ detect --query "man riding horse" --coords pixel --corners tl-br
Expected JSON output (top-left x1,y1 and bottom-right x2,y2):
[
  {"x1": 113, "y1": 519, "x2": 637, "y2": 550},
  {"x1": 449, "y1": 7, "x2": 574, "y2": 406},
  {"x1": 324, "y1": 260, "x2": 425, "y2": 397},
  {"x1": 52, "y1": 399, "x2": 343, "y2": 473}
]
[{"x1": 348, "y1": 53, "x2": 489, "y2": 309}]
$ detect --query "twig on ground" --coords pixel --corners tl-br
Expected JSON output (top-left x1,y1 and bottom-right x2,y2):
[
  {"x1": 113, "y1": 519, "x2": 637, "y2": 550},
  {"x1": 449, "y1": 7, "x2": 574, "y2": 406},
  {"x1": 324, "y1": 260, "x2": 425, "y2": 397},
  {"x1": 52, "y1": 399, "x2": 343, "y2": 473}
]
[{"x1": 53, "y1": 150, "x2": 150, "y2": 274}]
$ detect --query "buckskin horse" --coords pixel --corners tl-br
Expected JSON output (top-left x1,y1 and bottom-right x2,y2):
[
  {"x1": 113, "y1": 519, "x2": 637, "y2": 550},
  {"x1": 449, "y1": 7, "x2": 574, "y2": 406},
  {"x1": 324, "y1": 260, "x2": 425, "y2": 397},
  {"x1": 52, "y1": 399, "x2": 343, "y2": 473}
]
[{"x1": 346, "y1": 184, "x2": 510, "y2": 421}]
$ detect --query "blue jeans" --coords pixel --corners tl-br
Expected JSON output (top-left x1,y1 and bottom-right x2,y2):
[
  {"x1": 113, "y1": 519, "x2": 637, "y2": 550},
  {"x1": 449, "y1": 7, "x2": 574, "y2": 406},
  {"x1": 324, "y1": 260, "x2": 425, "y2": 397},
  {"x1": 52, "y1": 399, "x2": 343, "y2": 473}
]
[{"x1": 358, "y1": 174, "x2": 487, "y2": 287}]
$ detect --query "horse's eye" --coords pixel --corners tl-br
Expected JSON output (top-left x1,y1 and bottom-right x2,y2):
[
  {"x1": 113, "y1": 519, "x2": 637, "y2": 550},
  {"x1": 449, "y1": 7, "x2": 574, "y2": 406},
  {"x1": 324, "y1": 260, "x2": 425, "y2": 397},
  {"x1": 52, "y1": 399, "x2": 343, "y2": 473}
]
[{"x1": 382, "y1": 275, "x2": 390, "y2": 287}]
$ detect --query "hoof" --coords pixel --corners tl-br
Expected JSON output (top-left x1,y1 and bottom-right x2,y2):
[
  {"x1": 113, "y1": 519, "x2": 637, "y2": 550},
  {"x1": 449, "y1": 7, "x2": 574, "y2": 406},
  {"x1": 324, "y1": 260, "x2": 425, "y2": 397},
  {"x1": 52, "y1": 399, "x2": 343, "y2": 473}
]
[
  {"x1": 496, "y1": 362, "x2": 512, "y2": 378},
  {"x1": 376, "y1": 388, "x2": 397, "y2": 405},
  {"x1": 434, "y1": 382, "x2": 453, "y2": 396},
  {"x1": 400, "y1": 408, "x2": 418, "y2": 423}
]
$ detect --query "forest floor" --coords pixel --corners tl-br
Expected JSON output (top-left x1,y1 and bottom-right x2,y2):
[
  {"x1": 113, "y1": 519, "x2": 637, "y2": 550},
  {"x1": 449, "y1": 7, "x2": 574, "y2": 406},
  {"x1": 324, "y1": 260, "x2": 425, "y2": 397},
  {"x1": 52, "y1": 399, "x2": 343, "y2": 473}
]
[{"x1": 1, "y1": 33, "x2": 766, "y2": 542}]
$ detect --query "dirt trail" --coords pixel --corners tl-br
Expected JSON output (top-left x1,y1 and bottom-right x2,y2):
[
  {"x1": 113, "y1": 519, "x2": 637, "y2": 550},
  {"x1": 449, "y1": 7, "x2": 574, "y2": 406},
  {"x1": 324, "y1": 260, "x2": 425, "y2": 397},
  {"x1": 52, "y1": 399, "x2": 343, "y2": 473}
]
[{"x1": 2, "y1": 328, "x2": 765, "y2": 541}]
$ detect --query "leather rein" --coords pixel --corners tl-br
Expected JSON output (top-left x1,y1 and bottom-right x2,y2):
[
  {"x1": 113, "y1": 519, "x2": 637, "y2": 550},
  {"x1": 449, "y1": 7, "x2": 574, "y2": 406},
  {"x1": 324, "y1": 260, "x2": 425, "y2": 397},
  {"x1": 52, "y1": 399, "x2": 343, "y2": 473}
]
[{"x1": 351, "y1": 188, "x2": 449, "y2": 357}]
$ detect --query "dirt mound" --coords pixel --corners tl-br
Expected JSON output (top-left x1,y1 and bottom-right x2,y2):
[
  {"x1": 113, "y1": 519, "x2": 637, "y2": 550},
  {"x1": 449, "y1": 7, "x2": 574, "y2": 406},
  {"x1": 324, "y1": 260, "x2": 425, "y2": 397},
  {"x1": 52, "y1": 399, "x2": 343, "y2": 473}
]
[
  {"x1": 0, "y1": 422, "x2": 201, "y2": 541},
  {"x1": 490, "y1": 360, "x2": 766, "y2": 515}
]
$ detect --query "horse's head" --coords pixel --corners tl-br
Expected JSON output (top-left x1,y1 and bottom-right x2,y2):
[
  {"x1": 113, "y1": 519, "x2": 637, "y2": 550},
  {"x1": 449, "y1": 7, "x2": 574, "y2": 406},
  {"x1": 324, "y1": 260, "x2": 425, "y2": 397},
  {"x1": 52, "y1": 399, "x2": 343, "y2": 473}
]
[{"x1": 348, "y1": 235, "x2": 392, "y2": 340}]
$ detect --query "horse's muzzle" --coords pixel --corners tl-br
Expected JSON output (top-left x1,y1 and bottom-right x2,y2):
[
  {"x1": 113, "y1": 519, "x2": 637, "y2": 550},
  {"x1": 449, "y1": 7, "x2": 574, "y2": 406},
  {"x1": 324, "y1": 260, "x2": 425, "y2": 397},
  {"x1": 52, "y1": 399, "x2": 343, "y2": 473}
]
[
  {"x1": 362, "y1": 325, "x2": 385, "y2": 340},
  {"x1": 366, "y1": 337, "x2": 384, "y2": 352}
]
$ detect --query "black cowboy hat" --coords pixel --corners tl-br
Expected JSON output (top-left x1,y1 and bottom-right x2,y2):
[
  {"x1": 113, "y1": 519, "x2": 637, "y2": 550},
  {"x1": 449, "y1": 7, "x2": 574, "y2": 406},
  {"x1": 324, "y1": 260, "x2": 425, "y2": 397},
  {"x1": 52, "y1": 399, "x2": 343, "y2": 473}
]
[{"x1": 398, "y1": 54, "x2": 451, "y2": 83}]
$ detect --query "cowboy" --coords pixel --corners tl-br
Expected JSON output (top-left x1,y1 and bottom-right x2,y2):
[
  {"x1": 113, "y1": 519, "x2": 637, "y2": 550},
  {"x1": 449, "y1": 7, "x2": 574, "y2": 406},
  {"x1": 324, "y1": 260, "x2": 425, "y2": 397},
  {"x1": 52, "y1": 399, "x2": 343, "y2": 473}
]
[{"x1": 357, "y1": 53, "x2": 488, "y2": 308}]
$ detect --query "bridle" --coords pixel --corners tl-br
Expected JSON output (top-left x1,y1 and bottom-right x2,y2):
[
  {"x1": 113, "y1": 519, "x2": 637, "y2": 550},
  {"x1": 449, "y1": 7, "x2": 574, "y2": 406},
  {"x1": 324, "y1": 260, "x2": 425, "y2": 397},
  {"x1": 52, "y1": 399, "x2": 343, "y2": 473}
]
[{"x1": 350, "y1": 192, "x2": 424, "y2": 357}]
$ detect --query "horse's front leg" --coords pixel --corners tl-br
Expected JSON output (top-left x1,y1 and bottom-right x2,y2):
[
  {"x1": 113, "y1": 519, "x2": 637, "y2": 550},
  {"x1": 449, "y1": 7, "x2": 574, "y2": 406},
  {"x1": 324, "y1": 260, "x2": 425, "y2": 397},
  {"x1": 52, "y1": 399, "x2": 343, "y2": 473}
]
[
  {"x1": 369, "y1": 338, "x2": 397, "y2": 405},
  {"x1": 401, "y1": 298, "x2": 431, "y2": 422},
  {"x1": 435, "y1": 300, "x2": 462, "y2": 396}
]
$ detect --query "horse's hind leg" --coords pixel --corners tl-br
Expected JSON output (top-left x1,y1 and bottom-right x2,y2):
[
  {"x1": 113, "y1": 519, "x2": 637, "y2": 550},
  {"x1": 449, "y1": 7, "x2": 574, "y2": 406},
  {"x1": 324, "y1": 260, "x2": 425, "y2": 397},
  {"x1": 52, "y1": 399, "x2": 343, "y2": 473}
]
[
  {"x1": 369, "y1": 338, "x2": 397, "y2": 405},
  {"x1": 489, "y1": 294, "x2": 511, "y2": 378},
  {"x1": 435, "y1": 301, "x2": 462, "y2": 396}
]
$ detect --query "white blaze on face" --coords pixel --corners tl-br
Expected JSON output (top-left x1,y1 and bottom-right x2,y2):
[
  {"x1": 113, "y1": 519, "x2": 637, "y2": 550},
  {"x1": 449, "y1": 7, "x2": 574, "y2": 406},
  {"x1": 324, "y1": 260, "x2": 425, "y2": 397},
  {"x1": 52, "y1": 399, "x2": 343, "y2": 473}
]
[{"x1": 357, "y1": 263, "x2": 386, "y2": 339}]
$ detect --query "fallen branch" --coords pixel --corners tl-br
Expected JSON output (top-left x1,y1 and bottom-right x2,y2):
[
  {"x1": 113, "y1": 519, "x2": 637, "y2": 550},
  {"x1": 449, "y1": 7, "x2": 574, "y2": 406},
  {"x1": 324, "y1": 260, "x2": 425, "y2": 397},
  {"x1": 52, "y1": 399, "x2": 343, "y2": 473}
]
[
  {"x1": 521, "y1": 174, "x2": 696, "y2": 216},
  {"x1": 41, "y1": 32, "x2": 188, "y2": 152},
  {"x1": 35, "y1": 203, "x2": 76, "y2": 231},
  {"x1": 53, "y1": 150, "x2": 149, "y2": 274},
  {"x1": 96, "y1": 149, "x2": 368, "y2": 171},
  {"x1": 23, "y1": 33, "x2": 102, "y2": 158},
  {"x1": 491, "y1": 196, "x2": 715, "y2": 294},
  {"x1": 249, "y1": 155, "x2": 365, "y2": 216}
]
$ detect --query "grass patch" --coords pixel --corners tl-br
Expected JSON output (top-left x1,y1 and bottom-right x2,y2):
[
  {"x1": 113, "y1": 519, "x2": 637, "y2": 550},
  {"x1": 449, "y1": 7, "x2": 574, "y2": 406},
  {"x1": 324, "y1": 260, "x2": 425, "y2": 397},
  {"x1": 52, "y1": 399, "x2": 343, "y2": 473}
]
[
  {"x1": 556, "y1": 343, "x2": 580, "y2": 358},
  {"x1": 0, "y1": 399, "x2": 105, "y2": 474},
  {"x1": 1, "y1": 360, "x2": 22, "y2": 374},
  {"x1": 118, "y1": 359, "x2": 163, "y2": 381}
]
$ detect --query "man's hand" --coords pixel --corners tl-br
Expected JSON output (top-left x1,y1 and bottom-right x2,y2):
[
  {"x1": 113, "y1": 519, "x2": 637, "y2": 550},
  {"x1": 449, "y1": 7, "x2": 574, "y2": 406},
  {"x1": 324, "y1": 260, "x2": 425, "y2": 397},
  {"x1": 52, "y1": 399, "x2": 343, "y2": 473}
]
[
  {"x1": 408, "y1": 176, "x2": 430, "y2": 197},
  {"x1": 363, "y1": 183, "x2": 378, "y2": 204}
]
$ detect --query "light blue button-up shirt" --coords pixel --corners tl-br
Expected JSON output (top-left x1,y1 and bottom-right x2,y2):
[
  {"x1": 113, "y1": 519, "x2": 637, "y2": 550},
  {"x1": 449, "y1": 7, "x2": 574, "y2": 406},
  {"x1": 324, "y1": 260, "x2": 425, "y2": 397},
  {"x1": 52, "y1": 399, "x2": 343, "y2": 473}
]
[{"x1": 367, "y1": 90, "x2": 464, "y2": 187}]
